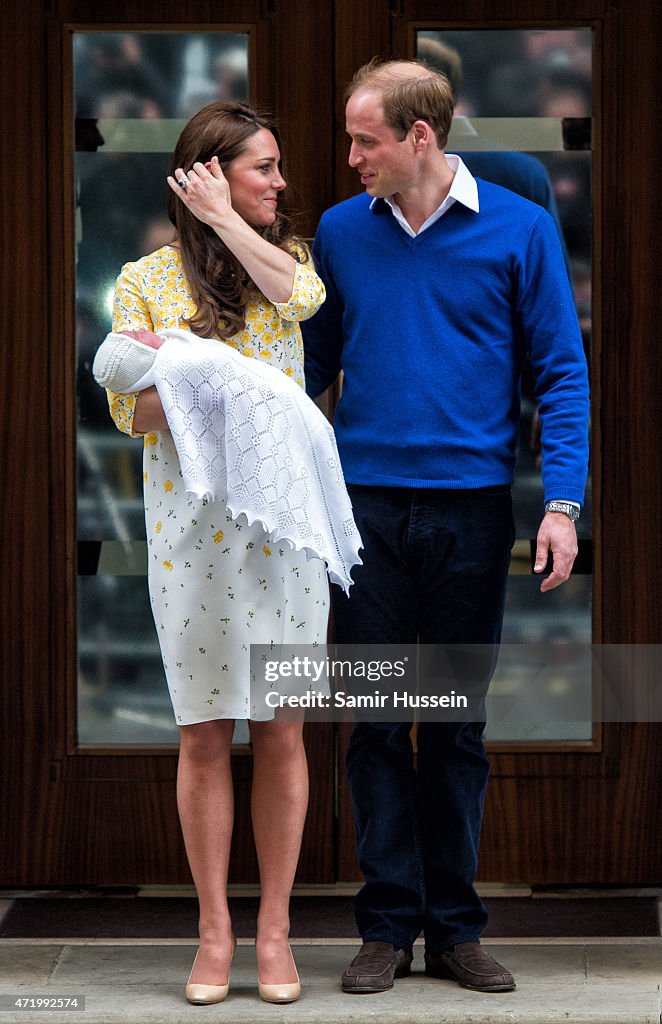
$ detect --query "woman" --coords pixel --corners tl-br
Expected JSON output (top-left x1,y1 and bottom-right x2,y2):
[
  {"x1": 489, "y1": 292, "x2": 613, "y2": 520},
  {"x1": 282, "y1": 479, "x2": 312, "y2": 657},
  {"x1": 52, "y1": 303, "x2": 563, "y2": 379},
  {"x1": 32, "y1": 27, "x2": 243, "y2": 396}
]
[{"x1": 106, "y1": 101, "x2": 330, "y2": 1005}]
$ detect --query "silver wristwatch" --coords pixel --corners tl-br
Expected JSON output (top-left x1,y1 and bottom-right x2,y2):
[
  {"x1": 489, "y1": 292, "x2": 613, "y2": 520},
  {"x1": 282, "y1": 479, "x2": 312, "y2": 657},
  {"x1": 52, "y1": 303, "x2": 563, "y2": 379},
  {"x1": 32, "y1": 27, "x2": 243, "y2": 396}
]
[{"x1": 544, "y1": 500, "x2": 580, "y2": 522}]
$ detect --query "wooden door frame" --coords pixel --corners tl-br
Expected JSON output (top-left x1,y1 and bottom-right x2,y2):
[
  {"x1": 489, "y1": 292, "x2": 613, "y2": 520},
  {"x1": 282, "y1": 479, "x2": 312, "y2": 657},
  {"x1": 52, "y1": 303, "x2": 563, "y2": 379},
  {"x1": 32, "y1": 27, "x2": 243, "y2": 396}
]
[
  {"x1": 333, "y1": 0, "x2": 662, "y2": 883},
  {"x1": 1, "y1": 0, "x2": 661, "y2": 887},
  {"x1": 0, "y1": 0, "x2": 336, "y2": 886}
]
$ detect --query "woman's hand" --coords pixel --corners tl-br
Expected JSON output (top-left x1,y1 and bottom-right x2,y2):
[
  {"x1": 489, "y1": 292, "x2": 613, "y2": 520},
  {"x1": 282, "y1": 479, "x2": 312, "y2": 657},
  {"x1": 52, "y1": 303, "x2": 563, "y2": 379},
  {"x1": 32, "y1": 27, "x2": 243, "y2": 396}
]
[
  {"x1": 133, "y1": 386, "x2": 169, "y2": 433},
  {"x1": 167, "y1": 156, "x2": 233, "y2": 231},
  {"x1": 167, "y1": 155, "x2": 295, "y2": 304}
]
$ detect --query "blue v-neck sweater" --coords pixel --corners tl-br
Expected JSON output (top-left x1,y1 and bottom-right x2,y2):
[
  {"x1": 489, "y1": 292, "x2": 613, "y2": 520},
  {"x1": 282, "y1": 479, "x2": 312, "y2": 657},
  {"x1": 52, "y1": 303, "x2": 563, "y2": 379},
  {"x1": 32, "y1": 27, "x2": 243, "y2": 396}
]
[{"x1": 303, "y1": 182, "x2": 589, "y2": 505}]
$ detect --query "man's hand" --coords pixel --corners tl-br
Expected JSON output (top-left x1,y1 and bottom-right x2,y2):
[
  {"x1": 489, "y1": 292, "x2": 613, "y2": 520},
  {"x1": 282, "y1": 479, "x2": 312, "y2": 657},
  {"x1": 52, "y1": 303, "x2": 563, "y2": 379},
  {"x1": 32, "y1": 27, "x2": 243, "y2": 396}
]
[{"x1": 534, "y1": 512, "x2": 578, "y2": 592}]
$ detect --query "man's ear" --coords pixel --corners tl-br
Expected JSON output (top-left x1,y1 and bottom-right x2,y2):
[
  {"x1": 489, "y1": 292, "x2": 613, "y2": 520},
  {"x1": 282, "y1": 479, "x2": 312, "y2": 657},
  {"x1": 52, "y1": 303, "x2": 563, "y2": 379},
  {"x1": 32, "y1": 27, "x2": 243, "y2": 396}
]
[{"x1": 411, "y1": 120, "x2": 432, "y2": 148}]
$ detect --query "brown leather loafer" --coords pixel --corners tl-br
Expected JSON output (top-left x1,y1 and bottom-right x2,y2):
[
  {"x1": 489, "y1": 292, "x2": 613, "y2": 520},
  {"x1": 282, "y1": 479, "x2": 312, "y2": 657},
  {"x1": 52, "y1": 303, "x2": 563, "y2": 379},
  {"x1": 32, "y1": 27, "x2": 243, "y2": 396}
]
[
  {"x1": 425, "y1": 942, "x2": 516, "y2": 992},
  {"x1": 342, "y1": 940, "x2": 413, "y2": 993}
]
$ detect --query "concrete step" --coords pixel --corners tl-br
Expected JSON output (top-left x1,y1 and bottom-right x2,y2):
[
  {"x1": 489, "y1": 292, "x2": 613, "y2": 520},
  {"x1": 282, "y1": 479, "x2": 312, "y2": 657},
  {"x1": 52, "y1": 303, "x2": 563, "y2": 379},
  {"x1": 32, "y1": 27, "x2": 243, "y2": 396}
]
[{"x1": 0, "y1": 939, "x2": 660, "y2": 1024}]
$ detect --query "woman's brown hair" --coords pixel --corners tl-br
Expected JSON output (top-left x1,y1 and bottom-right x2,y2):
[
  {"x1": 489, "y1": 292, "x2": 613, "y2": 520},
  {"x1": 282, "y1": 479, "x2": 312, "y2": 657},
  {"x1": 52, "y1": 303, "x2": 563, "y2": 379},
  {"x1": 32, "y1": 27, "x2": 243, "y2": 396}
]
[{"x1": 168, "y1": 101, "x2": 303, "y2": 339}]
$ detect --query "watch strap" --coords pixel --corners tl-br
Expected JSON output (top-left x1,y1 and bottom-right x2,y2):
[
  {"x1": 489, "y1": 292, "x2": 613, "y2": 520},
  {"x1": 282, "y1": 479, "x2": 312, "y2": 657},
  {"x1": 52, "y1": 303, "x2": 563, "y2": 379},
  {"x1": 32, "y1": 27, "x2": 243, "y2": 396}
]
[{"x1": 544, "y1": 500, "x2": 580, "y2": 522}]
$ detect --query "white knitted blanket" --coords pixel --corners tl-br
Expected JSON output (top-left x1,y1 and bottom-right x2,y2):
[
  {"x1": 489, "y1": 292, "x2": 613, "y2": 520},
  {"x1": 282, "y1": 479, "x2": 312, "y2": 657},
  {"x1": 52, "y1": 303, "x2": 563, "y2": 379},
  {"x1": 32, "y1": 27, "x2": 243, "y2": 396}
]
[{"x1": 148, "y1": 329, "x2": 361, "y2": 593}]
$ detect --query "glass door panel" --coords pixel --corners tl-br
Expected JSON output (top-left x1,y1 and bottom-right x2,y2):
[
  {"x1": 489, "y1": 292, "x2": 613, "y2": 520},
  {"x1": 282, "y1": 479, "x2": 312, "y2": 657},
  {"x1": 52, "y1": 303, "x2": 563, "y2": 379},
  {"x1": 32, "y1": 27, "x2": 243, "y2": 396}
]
[
  {"x1": 415, "y1": 29, "x2": 593, "y2": 741},
  {"x1": 74, "y1": 31, "x2": 252, "y2": 745}
]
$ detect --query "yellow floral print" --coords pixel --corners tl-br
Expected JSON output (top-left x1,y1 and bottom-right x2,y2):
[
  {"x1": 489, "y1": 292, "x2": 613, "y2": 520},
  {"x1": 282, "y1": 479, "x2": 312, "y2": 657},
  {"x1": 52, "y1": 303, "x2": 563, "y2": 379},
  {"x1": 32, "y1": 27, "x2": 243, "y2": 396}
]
[
  {"x1": 104, "y1": 242, "x2": 329, "y2": 725},
  {"x1": 107, "y1": 244, "x2": 323, "y2": 438}
]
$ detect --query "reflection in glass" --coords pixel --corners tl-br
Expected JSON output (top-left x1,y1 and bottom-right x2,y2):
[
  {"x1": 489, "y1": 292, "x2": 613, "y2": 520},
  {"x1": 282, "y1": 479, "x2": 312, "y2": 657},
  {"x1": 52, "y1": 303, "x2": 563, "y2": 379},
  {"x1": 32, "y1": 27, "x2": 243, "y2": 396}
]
[
  {"x1": 417, "y1": 29, "x2": 593, "y2": 741},
  {"x1": 73, "y1": 32, "x2": 249, "y2": 120},
  {"x1": 417, "y1": 29, "x2": 591, "y2": 118},
  {"x1": 78, "y1": 576, "x2": 177, "y2": 744},
  {"x1": 485, "y1": 576, "x2": 592, "y2": 741},
  {"x1": 75, "y1": 32, "x2": 250, "y2": 745}
]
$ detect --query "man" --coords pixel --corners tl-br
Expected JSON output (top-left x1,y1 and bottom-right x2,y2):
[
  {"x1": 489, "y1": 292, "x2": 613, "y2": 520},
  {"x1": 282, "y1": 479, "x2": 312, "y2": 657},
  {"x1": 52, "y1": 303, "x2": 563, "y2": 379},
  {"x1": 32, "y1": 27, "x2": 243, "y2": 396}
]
[{"x1": 302, "y1": 59, "x2": 589, "y2": 995}]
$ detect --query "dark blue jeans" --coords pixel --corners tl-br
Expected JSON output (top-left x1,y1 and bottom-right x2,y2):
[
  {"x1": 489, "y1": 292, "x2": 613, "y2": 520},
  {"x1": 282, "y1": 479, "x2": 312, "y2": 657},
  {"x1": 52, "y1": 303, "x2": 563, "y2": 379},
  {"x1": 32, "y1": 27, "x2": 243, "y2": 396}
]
[{"x1": 332, "y1": 484, "x2": 514, "y2": 954}]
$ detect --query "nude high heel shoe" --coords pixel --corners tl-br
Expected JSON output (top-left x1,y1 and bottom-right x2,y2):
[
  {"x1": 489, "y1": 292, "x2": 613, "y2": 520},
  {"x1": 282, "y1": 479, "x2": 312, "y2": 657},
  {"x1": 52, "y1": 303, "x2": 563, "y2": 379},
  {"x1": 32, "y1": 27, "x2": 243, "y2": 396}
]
[
  {"x1": 185, "y1": 935, "x2": 237, "y2": 1005},
  {"x1": 257, "y1": 946, "x2": 301, "y2": 1004}
]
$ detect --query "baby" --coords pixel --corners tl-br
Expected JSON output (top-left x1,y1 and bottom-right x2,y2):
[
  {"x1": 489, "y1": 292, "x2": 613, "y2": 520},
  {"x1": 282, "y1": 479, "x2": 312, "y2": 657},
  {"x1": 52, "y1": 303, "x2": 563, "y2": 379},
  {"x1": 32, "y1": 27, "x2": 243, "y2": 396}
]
[
  {"x1": 92, "y1": 326, "x2": 362, "y2": 592},
  {"x1": 92, "y1": 328, "x2": 166, "y2": 393}
]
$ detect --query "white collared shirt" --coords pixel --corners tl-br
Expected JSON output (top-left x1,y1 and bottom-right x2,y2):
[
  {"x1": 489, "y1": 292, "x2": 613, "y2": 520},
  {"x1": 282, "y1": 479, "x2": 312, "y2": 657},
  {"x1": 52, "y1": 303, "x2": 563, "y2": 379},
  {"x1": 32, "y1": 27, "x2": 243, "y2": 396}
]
[{"x1": 370, "y1": 154, "x2": 479, "y2": 238}]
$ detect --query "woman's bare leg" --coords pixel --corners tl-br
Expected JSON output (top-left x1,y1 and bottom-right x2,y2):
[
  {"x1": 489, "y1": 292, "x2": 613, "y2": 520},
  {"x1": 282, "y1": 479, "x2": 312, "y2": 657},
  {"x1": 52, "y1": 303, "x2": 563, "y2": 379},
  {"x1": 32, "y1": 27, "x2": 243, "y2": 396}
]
[
  {"x1": 177, "y1": 718, "x2": 236, "y2": 984},
  {"x1": 249, "y1": 719, "x2": 308, "y2": 984}
]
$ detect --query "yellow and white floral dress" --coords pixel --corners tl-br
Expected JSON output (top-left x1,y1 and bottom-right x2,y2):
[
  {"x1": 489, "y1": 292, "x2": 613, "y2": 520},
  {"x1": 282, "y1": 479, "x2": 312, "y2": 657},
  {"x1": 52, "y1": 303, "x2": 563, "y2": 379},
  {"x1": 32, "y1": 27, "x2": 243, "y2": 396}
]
[{"x1": 108, "y1": 244, "x2": 329, "y2": 724}]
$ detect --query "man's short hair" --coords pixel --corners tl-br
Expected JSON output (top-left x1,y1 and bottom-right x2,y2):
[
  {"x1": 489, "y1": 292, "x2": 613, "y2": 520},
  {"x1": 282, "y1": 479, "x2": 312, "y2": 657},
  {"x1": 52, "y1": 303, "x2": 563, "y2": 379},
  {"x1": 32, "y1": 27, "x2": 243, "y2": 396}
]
[{"x1": 345, "y1": 58, "x2": 455, "y2": 150}]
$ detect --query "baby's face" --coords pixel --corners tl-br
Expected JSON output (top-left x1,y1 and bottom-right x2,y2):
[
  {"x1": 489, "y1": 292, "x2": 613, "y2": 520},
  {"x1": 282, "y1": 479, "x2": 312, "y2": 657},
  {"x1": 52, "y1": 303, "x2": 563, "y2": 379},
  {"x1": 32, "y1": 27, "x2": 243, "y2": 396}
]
[{"x1": 122, "y1": 328, "x2": 163, "y2": 350}]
